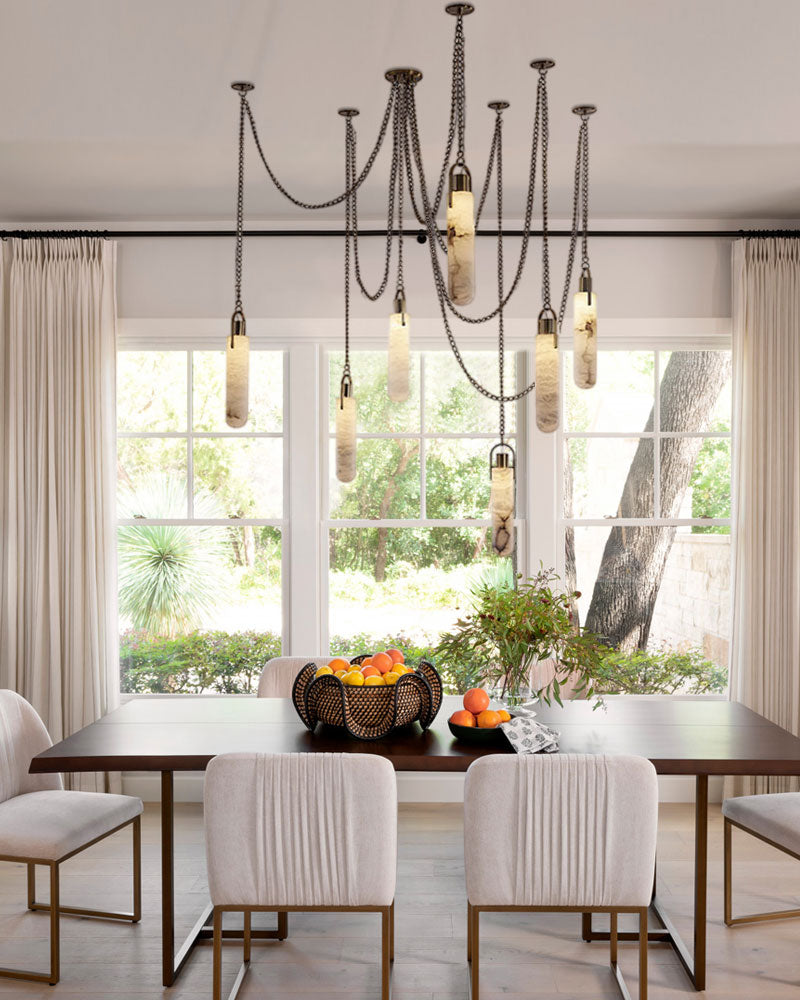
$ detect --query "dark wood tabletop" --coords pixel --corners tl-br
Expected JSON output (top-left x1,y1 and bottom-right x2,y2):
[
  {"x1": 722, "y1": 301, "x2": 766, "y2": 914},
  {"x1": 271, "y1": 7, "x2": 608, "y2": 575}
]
[{"x1": 29, "y1": 694, "x2": 800, "y2": 776}]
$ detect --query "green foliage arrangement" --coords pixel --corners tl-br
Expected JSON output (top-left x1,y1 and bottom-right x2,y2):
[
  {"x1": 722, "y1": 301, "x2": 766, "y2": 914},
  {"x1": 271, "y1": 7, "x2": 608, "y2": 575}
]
[
  {"x1": 433, "y1": 567, "x2": 607, "y2": 706},
  {"x1": 592, "y1": 646, "x2": 727, "y2": 695}
]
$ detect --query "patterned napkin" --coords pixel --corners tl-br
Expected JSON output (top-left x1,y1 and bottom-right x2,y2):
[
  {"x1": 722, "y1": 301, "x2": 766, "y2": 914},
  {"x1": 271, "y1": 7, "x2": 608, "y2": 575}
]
[{"x1": 500, "y1": 715, "x2": 560, "y2": 754}]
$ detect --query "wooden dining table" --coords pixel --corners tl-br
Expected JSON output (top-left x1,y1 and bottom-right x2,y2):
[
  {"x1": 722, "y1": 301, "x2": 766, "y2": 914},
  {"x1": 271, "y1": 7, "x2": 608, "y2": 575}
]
[{"x1": 28, "y1": 693, "x2": 800, "y2": 991}]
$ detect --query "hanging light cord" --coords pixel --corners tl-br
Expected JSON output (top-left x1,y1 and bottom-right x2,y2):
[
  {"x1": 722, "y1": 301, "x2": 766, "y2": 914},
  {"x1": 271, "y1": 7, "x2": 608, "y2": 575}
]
[
  {"x1": 231, "y1": 91, "x2": 246, "y2": 347},
  {"x1": 495, "y1": 106, "x2": 506, "y2": 443},
  {"x1": 341, "y1": 116, "x2": 355, "y2": 398},
  {"x1": 538, "y1": 68, "x2": 553, "y2": 319}
]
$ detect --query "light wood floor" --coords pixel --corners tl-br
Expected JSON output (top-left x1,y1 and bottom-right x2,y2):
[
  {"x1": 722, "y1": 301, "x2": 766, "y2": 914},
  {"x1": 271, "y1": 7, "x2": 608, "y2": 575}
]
[{"x1": 0, "y1": 802, "x2": 797, "y2": 998}]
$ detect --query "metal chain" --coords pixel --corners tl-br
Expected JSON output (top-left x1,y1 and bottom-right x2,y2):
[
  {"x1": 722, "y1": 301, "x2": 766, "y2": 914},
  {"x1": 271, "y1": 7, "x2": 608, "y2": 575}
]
[
  {"x1": 343, "y1": 119, "x2": 353, "y2": 378},
  {"x1": 350, "y1": 83, "x2": 398, "y2": 300},
  {"x1": 495, "y1": 108, "x2": 505, "y2": 442},
  {"x1": 581, "y1": 117, "x2": 591, "y2": 271},
  {"x1": 475, "y1": 122, "x2": 499, "y2": 229},
  {"x1": 395, "y1": 83, "x2": 406, "y2": 297},
  {"x1": 455, "y1": 15, "x2": 466, "y2": 165},
  {"x1": 244, "y1": 88, "x2": 394, "y2": 211},
  {"x1": 556, "y1": 120, "x2": 584, "y2": 330},
  {"x1": 234, "y1": 93, "x2": 246, "y2": 311},
  {"x1": 539, "y1": 69, "x2": 552, "y2": 314},
  {"x1": 407, "y1": 87, "x2": 536, "y2": 403}
]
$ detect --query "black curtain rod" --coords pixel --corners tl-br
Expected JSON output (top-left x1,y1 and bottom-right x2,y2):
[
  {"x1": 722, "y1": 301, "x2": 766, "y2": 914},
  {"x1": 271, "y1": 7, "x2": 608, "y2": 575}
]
[{"x1": 2, "y1": 227, "x2": 799, "y2": 240}]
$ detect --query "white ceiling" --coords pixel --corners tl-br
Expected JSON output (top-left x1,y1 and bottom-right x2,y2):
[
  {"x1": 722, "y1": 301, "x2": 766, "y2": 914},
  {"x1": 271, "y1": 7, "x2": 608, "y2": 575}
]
[{"x1": 2, "y1": 0, "x2": 800, "y2": 224}]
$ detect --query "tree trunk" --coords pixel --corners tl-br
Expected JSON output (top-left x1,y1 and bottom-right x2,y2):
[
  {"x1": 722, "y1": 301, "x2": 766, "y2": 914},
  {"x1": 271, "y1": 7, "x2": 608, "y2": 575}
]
[
  {"x1": 375, "y1": 442, "x2": 419, "y2": 582},
  {"x1": 584, "y1": 351, "x2": 731, "y2": 651}
]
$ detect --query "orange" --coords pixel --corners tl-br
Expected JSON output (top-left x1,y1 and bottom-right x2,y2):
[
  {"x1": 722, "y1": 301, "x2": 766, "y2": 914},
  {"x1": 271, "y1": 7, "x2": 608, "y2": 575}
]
[
  {"x1": 334, "y1": 669, "x2": 348, "y2": 679},
  {"x1": 463, "y1": 688, "x2": 490, "y2": 715},
  {"x1": 328, "y1": 658, "x2": 350, "y2": 673},
  {"x1": 476, "y1": 710, "x2": 502, "y2": 729},
  {"x1": 384, "y1": 671, "x2": 400, "y2": 686},
  {"x1": 360, "y1": 657, "x2": 373, "y2": 668},
  {"x1": 372, "y1": 652, "x2": 393, "y2": 675},
  {"x1": 362, "y1": 666, "x2": 380, "y2": 678},
  {"x1": 343, "y1": 671, "x2": 365, "y2": 687},
  {"x1": 314, "y1": 666, "x2": 333, "y2": 678},
  {"x1": 364, "y1": 675, "x2": 385, "y2": 686},
  {"x1": 497, "y1": 709, "x2": 511, "y2": 723},
  {"x1": 386, "y1": 648, "x2": 405, "y2": 665},
  {"x1": 450, "y1": 709, "x2": 476, "y2": 727}
]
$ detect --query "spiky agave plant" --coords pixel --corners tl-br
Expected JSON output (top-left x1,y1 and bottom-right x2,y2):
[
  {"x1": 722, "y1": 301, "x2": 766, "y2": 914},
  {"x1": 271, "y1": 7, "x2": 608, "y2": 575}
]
[{"x1": 118, "y1": 476, "x2": 227, "y2": 635}]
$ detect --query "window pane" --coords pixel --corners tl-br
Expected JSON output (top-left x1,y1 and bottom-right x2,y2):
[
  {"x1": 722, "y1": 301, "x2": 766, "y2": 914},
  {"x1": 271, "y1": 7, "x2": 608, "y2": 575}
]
[
  {"x1": 568, "y1": 525, "x2": 729, "y2": 692},
  {"x1": 660, "y1": 437, "x2": 731, "y2": 521},
  {"x1": 658, "y1": 351, "x2": 732, "y2": 433},
  {"x1": 117, "y1": 440, "x2": 187, "y2": 516},
  {"x1": 425, "y1": 351, "x2": 516, "y2": 434},
  {"x1": 193, "y1": 350, "x2": 283, "y2": 433},
  {"x1": 328, "y1": 526, "x2": 510, "y2": 658},
  {"x1": 425, "y1": 438, "x2": 494, "y2": 519},
  {"x1": 565, "y1": 438, "x2": 653, "y2": 518},
  {"x1": 329, "y1": 439, "x2": 421, "y2": 519},
  {"x1": 119, "y1": 526, "x2": 282, "y2": 694},
  {"x1": 193, "y1": 439, "x2": 282, "y2": 519},
  {"x1": 564, "y1": 350, "x2": 654, "y2": 432},
  {"x1": 117, "y1": 351, "x2": 187, "y2": 431},
  {"x1": 328, "y1": 351, "x2": 420, "y2": 434}
]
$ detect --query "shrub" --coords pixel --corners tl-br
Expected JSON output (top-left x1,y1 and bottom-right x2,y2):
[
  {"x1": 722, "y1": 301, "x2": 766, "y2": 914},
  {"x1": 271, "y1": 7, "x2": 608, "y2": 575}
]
[{"x1": 592, "y1": 646, "x2": 728, "y2": 695}]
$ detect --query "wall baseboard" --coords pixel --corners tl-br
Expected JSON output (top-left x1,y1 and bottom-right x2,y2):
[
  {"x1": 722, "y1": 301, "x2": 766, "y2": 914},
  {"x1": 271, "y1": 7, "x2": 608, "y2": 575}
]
[{"x1": 122, "y1": 772, "x2": 723, "y2": 805}]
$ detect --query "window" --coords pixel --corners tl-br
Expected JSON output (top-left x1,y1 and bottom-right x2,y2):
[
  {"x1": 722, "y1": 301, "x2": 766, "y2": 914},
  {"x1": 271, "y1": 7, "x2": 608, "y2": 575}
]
[
  {"x1": 561, "y1": 348, "x2": 732, "y2": 694},
  {"x1": 325, "y1": 349, "x2": 518, "y2": 658},
  {"x1": 116, "y1": 350, "x2": 285, "y2": 693}
]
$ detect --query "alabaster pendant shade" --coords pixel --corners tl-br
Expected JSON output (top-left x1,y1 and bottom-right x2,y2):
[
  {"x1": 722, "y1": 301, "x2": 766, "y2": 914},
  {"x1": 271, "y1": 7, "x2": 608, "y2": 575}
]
[
  {"x1": 336, "y1": 392, "x2": 357, "y2": 483},
  {"x1": 490, "y1": 464, "x2": 514, "y2": 557},
  {"x1": 388, "y1": 311, "x2": 410, "y2": 402},
  {"x1": 573, "y1": 290, "x2": 598, "y2": 389},
  {"x1": 447, "y1": 190, "x2": 475, "y2": 305},
  {"x1": 535, "y1": 333, "x2": 559, "y2": 433},
  {"x1": 225, "y1": 334, "x2": 250, "y2": 428}
]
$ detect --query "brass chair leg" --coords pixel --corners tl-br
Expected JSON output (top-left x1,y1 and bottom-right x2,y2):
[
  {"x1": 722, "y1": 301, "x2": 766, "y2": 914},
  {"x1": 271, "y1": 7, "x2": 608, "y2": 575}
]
[
  {"x1": 381, "y1": 906, "x2": 391, "y2": 1000},
  {"x1": 26, "y1": 863, "x2": 35, "y2": 910},
  {"x1": 724, "y1": 817, "x2": 800, "y2": 926},
  {"x1": 639, "y1": 907, "x2": 648, "y2": 1000},
  {"x1": 49, "y1": 863, "x2": 60, "y2": 986},
  {"x1": 213, "y1": 908, "x2": 222, "y2": 1000},
  {"x1": 470, "y1": 907, "x2": 479, "y2": 1000}
]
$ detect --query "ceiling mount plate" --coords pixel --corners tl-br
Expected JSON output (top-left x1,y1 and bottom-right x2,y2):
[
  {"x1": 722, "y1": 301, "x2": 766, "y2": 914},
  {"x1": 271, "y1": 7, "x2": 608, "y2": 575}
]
[
  {"x1": 338, "y1": 108, "x2": 360, "y2": 117},
  {"x1": 384, "y1": 67, "x2": 423, "y2": 83},
  {"x1": 445, "y1": 3, "x2": 475, "y2": 15},
  {"x1": 572, "y1": 104, "x2": 598, "y2": 116},
  {"x1": 488, "y1": 100, "x2": 510, "y2": 111},
  {"x1": 231, "y1": 81, "x2": 255, "y2": 93},
  {"x1": 530, "y1": 59, "x2": 556, "y2": 71}
]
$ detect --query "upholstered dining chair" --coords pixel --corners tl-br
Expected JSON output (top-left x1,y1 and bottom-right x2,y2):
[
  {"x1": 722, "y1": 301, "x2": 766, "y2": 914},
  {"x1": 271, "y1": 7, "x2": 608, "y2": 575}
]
[
  {"x1": 205, "y1": 752, "x2": 397, "y2": 1000},
  {"x1": 0, "y1": 689, "x2": 143, "y2": 985},
  {"x1": 723, "y1": 791, "x2": 800, "y2": 925},
  {"x1": 257, "y1": 656, "x2": 333, "y2": 698},
  {"x1": 464, "y1": 754, "x2": 658, "y2": 1000}
]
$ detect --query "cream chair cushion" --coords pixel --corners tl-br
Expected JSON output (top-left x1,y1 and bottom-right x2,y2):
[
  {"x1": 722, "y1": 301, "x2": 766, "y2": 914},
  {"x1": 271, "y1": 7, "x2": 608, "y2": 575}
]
[
  {"x1": 723, "y1": 792, "x2": 800, "y2": 856},
  {"x1": 257, "y1": 657, "x2": 334, "y2": 698},
  {"x1": 205, "y1": 752, "x2": 397, "y2": 908},
  {"x1": 0, "y1": 789, "x2": 143, "y2": 861},
  {"x1": 0, "y1": 690, "x2": 63, "y2": 802},
  {"x1": 464, "y1": 754, "x2": 658, "y2": 908}
]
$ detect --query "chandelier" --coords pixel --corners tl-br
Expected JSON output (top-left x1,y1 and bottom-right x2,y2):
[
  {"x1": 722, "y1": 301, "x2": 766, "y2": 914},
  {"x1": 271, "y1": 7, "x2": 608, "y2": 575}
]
[{"x1": 225, "y1": 3, "x2": 597, "y2": 558}]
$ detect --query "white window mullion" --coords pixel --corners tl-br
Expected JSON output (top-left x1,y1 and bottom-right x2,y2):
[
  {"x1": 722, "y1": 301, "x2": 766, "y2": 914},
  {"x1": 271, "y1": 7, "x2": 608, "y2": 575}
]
[
  {"x1": 187, "y1": 350, "x2": 194, "y2": 519},
  {"x1": 419, "y1": 354, "x2": 427, "y2": 519},
  {"x1": 653, "y1": 349, "x2": 661, "y2": 519}
]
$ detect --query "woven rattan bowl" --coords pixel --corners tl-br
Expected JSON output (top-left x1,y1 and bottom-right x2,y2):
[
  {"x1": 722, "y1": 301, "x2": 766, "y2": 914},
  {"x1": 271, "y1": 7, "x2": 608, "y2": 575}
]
[{"x1": 292, "y1": 657, "x2": 443, "y2": 741}]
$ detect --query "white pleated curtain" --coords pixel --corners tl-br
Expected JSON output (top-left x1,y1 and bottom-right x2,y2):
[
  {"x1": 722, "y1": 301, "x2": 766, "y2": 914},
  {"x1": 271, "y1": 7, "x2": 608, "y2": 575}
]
[
  {"x1": 0, "y1": 238, "x2": 119, "y2": 792},
  {"x1": 728, "y1": 238, "x2": 800, "y2": 795}
]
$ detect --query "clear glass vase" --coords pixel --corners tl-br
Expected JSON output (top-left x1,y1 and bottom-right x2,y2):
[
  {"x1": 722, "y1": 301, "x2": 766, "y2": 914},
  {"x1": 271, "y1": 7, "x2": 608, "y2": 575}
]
[{"x1": 490, "y1": 686, "x2": 537, "y2": 717}]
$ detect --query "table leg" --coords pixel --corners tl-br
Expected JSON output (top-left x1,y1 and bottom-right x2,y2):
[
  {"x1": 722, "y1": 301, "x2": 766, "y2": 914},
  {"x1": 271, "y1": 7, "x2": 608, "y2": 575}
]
[
  {"x1": 161, "y1": 771, "x2": 174, "y2": 987},
  {"x1": 582, "y1": 773, "x2": 709, "y2": 993}
]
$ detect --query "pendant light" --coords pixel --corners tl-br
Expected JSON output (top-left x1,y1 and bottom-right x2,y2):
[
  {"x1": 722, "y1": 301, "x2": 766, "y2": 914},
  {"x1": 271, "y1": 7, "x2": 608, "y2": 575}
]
[
  {"x1": 447, "y1": 164, "x2": 475, "y2": 305},
  {"x1": 336, "y1": 108, "x2": 359, "y2": 483},
  {"x1": 572, "y1": 105, "x2": 598, "y2": 389},
  {"x1": 226, "y1": 83, "x2": 253, "y2": 428},
  {"x1": 388, "y1": 296, "x2": 410, "y2": 402},
  {"x1": 490, "y1": 444, "x2": 515, "y2": 557},
  {"x1": 535, "y1": 310, "x2": 559, "y2": 433}
]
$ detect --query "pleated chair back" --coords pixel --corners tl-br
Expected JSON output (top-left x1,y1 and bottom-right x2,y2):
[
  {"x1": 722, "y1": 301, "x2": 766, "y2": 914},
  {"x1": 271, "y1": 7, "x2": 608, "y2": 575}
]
[
  {"x1": 257, "y1": 657, "x2": 334, "y2": 698},
  {"x1": 464, "y1": 753, "x2": 658, "y2": 908},
  {"x1": 204, "y1": 752, "x2": 397, "y2": 908},
  {"x1": 0, "y1": 690, "x2": 62, "y2": 804}
]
